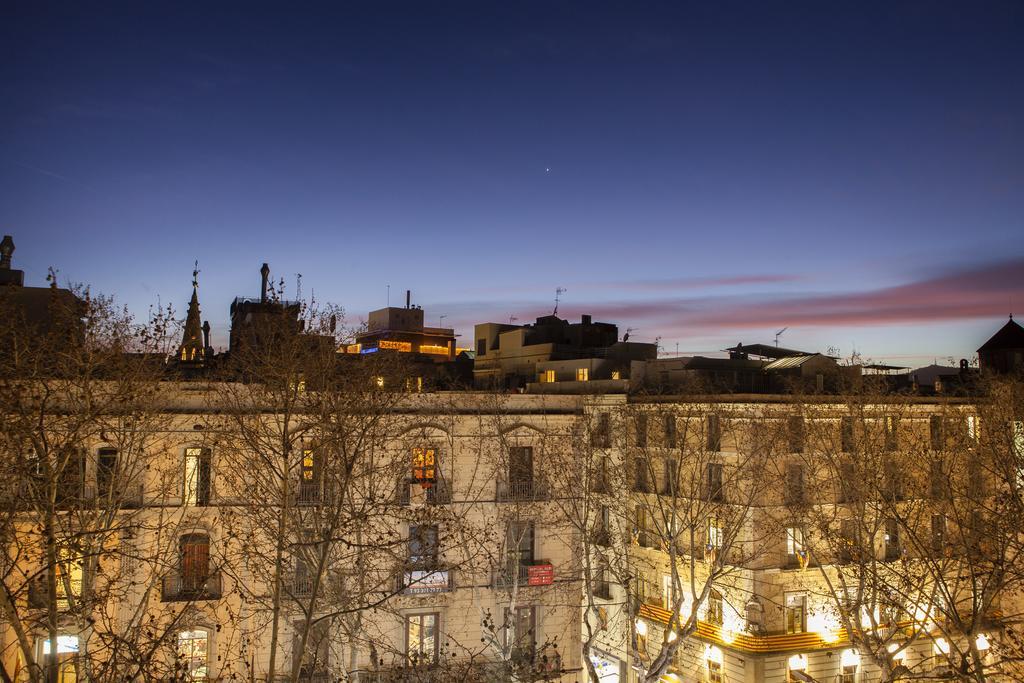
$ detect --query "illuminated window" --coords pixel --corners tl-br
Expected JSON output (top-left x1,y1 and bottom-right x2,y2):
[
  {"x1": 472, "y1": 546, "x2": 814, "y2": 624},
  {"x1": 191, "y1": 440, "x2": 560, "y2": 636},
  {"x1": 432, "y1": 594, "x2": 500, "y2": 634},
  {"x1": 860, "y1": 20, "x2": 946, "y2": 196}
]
[
  {"x1": 55, "y1": 546, "x2": 83, "y2": 606},
  {"x1": 785, "y1": 594, "x2": 806, "y2": 634},
  {"x1": 576, "y1": 368, "x2": 589, "y2": 382},
  {"x1": 177, "y1": 629, "x2": 209, "y2": 681},
  {"x1": 418, "y1": 344, "x2": 448, "y2": 355},
  {"x1": 611, "y1": 370, "x2": 621, "y2": 380},
  {"x1": 785, "y1": 527, "x2": 806, "y2": 568},
  {"x1": 373, "y1": 376, "x2": 385, "y2": 388},
  {"x1": 412, "y1": 448, "x2": 436, "y2": 488},
  {"x1": 302, "y1": 450, "x2": 315, "y2": 481},
  {"x1": 380, "y1": 340, "x2": 412, "y2": 352},
  {"x1": 543, "y1": 370, "x2": 555, "y2": 383},
  {"x1": 840, "y1": 648, "x2": 860, "y2": 683},
  {"x1": 705, "y1": 645, "x2": 724, "y2": 683},
  {"x1": 183, "y1": 448, "x2": 211, "y2": 506}
]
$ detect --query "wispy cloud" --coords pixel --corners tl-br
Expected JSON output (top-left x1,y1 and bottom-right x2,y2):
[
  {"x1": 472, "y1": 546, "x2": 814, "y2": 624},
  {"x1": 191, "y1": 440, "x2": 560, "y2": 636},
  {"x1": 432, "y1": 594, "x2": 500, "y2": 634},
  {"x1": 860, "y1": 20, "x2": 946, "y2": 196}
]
[{"x1": 442, "y1": 257, "x2": 1024, "y2": 343}]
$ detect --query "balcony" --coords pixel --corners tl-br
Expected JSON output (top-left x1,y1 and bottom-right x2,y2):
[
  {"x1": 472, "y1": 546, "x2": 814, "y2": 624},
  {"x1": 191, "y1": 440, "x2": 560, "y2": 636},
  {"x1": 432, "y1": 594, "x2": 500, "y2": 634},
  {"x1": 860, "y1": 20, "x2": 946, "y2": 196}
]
[
  {"x1": 635, "y1": 529, "x2": 655, "y2": 548},
  {"x1": 496, "y1": 479, "x2": 548, "y2": 502},
  {"x1": 397, "y1": 479, "x2": 452, "y2": 506},
  {"x1": 397, "y1": 567, "x2": 454, "y2": 595},
  {"x1": 294, "y1": 482, "x2": 322, "y2": 506},
  {"x1": 781, "y1": 551, "x2": 813, "y2": 570},
  {"x1": 493, "y1": 561, "x2": 554, "y2": 589},
  {"x1": 285, "y1": 575, "x2": 315, "y2": 598},
  {"x1": 161, "y1": 572, "x2": 222, "y2": 602}
]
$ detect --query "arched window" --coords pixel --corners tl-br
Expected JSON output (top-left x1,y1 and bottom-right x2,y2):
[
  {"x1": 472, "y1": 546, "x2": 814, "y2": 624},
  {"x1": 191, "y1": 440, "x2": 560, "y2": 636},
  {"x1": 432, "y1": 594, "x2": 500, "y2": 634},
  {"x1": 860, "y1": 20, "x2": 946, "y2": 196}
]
[{"x1": 176, "y1": 629, "x2": 209, "y2": 681}]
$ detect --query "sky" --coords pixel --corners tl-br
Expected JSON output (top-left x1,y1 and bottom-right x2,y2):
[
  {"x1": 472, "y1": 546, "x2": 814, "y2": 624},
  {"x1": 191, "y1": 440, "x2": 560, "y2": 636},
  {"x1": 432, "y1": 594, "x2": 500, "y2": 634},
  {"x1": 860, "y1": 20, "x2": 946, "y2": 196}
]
[{"x1": 1, "y1": 1, "x2": 1022, "y2": 367}]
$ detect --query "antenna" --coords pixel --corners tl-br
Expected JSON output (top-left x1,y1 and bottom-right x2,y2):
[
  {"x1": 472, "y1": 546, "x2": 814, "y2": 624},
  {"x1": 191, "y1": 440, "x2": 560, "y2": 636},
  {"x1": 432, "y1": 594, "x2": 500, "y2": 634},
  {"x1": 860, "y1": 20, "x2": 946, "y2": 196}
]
[
  {"x1": 553, "y1": 287, "x2": 566, "y2": 316},
  {"x1": 775, "y1": 327, "x2": 788, "y2": 347},
  {"x1": 623, "y1": 327, "x2": 636, "y2": 342},
  {"x1": 386, "y1": 284, "x2": 390, "y2": 307},
  {"x1": 654, "y1": 336, "x2": 662, "y2": 355},
  {"x1": 509, "y1": 315, "x2": 518, "y2": 325},
  {"x1": 439, "y1": 315, "x2": 447, "y2": 328},
  {"x1": 192, "y1": 260, "x2": 200, "y2": 289}
]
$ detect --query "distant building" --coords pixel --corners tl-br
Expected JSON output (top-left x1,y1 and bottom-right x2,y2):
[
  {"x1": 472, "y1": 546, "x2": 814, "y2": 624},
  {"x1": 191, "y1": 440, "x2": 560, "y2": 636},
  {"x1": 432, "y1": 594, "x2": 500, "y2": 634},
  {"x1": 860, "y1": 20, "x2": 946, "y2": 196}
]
[
  {"x1": 473, "y1": 314, "x2": 657, "y2": 389},
  {"x1": 978, "y1": 316, "x2": 1024, "y2": 375},
  {"x1": 353, "y1": 290, "x2": 457, "y2": 361},
  {"x1": 0, "y1": 234, "x2": 84, "y2": 353}
]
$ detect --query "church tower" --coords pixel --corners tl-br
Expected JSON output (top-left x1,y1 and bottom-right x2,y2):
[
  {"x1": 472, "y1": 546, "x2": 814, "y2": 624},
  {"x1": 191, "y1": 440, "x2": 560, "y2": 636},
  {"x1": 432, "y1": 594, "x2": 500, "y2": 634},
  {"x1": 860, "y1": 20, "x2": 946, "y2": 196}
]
[{"x1": 178, "y1": 263, "x2": 210, "y2": 364}]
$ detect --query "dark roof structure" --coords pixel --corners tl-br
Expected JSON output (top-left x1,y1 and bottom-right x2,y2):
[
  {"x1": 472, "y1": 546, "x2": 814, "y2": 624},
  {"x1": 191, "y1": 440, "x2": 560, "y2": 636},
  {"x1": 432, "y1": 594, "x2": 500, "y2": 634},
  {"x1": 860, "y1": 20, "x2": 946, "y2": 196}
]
[{"x1": 977, "y1": 317, "x2": 1024, "y2": 352}]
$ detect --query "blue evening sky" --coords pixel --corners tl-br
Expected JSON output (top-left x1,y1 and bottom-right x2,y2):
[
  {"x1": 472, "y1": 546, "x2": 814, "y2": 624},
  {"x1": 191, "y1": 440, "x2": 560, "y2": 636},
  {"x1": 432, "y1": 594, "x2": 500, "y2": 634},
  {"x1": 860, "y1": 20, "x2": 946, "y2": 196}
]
[{"x1": 2, "y1": 1, "x2": 1022, "y2": 367}]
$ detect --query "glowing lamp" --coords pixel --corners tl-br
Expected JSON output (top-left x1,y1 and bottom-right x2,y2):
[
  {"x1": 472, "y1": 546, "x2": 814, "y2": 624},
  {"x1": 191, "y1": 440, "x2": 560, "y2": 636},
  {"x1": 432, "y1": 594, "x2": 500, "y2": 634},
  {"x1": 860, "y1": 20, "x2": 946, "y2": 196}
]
[
  {"x1": 788, "y1": 654, "x2": 807, "y2": 672},
  {"x1": 635, "y1": 619, "x2": 647, "y2": 637},
  {"x1": 705, "y1": 645, "x2": 723, "y2": 664},
  {"x1": 840, "y1": 649, "x2": 860, "y2": 668}
]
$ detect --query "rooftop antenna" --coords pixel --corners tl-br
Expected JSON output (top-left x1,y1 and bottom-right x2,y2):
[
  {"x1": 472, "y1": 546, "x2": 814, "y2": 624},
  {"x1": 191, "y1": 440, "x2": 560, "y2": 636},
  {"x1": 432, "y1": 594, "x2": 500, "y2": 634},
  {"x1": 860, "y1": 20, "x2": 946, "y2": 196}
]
[
  {"x1": 386, "y1": 284, "x2": 390, "y2": 307},
  {"x1": 509, "y1": 315, "x2": 518, "y2": 325},
  {"x1": 439, "y1": 314, "x2": 447, "y2": 328},
  {"x1": 623, "y1": 327, "x2": 636, "y2": 342},
  {"x1": 553, "y1": 287, "x2": 566, "y2": 316},
  {"x1": 654, "y1": 336, "x2": 663, "y2": 356},
  {"x1": 675, "y1": 342, "x2": 679, "y2": 357},
  {"x1": 775, "y1": 326, "x2": 788, "y2": 347}
]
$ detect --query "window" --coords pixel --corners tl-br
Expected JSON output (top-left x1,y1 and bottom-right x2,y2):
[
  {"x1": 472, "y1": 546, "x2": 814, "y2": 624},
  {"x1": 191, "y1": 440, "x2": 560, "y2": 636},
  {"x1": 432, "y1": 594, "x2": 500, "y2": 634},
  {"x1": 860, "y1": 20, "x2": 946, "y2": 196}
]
[
  {"x1": 591, "y1": 413, "x2": 611, "y2": 448},
  {"x1": 40, "y1": 635, "x2": 79, "y2": 683},
  {"x1": 839, "y1": 519, "x2": 859, "y2": 563},
  {"x1": 634, "y1": 505, "x2": 651, "y2": 547},
  {"x1": 930, "y1": 415, "x2": 945, "y2": 450},
  {"x1": 785, "y1": 527, "x2": 806, "y2": 568},
  {"x1": 930, "y1": 459, "x2": 947, "y2": 499},
  {"x1": 97, "y1": 447, "x2": 118, "y2": 496},
  {"x1": 884, "y1": 519, "x2": 901, "y2": 561},
  {"x1": 507, "y1": 521, "x2": 535, "y2": 569},
  {"x1": 56, "y1": 450, "x2": 86, "y2": 504},
  {"x1": 635, "y1": 458, "x2": 652, "y2": 493},
  {"x1": 476, "y1": 339, "x2": 486, "y2": 356},
  {"x1": 180, "y1": 534, "x2": 210, "y2": 592},
  {"x1": 635, "y1": 414, "x2": 648, "y2": 447},
  {"x1": 883, "y1": 458, "x2": 902, "y2": 501},
  {"x1": 176, "y1": 629, "x2": 209, "y2": 681},
  {"x1": 406, "y1": 613, "x2": 439, "y2": 665},
  {"x1": 841, "y1": 416, "x2": 855, "y2": 452},
  {"x1": 788, "y1": 416, "x2": 805, "y2": 453},
  {"x1": 838, "y1": 461, "x2": 858, "y2": 502},
  {"x1": 705, "y1": 462, "x2": 724, "y2": 502},
  {"x1": 409, "y1": 524, "x2": 439, "y2": 567},
  {"x1": 294, "y1": 620, "x2": 330, "y2": 676},
  {"x1": 412, "y1": 447, "x2": 436, "y2": 488},
  {"x1": 576, "y1": 367, "x2": 589, "y2": 382},
  {"x1": 664, "y1": 414, "x2": 677, "y2": 448},
  {"x1": 505, "y1": 606, "x2": 536, "y2": 660},
  {"x1": 55, "y1": 545, "x2": 83, "y2": 606},
  {"x1": 931, "y1": 514, "x2": 947, "y2": 554},
  {"x1": 785, "y1": 594, "x2": 806, "y2": 634},
  {"x1": 707, "y1": 589, "x2": 724, "y2": 625},
  {"x1": 183, "y1": 448, "x2": 211, "y2": 506},
  {"x1": 884, "y1": 415, "x2": 898, "y2": 452},
  {"x1": 706, "y1": 517, "x2": 722, "y2": 551},
  {"x1": 785, "y1": 464, "x2": 805, "y2": 505},
  {"x1": 662, "y1": 458, "x2": 678, "y2": 495},
  {"x1": 509, "y1": 446, "x2": 533, "y2": 485},
  {"x1": 706, "y1": 659, "x2": 723, "y2": 683},
  {"x1": 542, "y1": 369, "x2": 555, "y2": 383},
  {"x1": 706, "y1": 415, "x2": 721, "y2": 451},
  {"x1": 610, "y1": 370, "x2": 621, "y2": 380}
]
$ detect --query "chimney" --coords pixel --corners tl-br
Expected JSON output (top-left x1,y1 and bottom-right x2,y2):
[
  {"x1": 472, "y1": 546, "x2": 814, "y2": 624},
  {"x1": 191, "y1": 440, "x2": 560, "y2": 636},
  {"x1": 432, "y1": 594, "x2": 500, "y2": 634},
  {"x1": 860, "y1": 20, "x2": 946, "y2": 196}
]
[
  {"x1": 406, "y1": 290, "x2": 411, "y2": 309},
  {"x1": 0, "y1": 235, "x2": 13, "y2": 270},
  {"x1": 260, "y1": 263, "x2": 270, "y2": 303},
  {"x1": 582, "y1": 314, "x2": 592, "y2": 325},
  {"x1": 202, "y1": 321, "x2": 211, "y2": 350}
]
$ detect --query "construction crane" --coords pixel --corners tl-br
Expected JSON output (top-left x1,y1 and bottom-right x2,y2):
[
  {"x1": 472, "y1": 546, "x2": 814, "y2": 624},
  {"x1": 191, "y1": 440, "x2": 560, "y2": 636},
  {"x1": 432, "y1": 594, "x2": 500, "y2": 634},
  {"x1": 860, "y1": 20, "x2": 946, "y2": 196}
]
[{"x1": 775, "y1": 327, "x2": 788, "y2": 347}]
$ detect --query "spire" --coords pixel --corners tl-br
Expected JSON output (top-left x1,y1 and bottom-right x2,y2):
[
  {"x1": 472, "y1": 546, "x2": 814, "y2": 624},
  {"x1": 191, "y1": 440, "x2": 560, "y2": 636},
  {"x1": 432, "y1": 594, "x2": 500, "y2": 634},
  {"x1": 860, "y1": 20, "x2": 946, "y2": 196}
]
[{"x1": 178, "y1": 261, "x2": 205, "y2": 363}]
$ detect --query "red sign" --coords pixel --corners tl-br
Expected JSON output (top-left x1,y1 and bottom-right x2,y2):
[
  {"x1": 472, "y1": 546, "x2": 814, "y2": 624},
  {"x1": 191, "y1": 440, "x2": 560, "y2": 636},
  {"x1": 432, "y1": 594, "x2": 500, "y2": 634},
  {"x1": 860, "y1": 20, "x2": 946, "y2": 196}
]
[{"x1": 527, "y1": 563, "x2": 554, "y2": 586}]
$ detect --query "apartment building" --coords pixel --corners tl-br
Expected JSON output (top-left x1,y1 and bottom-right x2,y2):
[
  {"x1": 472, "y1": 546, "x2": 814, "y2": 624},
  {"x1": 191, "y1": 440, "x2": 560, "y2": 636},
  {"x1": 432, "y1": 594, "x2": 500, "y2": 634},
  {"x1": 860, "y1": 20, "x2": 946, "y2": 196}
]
[{"x1": 581, "y1": 391, "x2": 1024, "y2": 683}]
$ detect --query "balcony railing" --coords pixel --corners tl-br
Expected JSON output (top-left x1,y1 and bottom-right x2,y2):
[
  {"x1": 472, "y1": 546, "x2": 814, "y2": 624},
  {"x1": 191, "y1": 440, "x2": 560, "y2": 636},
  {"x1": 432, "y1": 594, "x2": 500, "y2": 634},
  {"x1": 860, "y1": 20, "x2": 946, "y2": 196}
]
[
  {"x1": 294, "y1": 482, "x2": 322, "y2": 506},
  {"x1": 397, "y1": 479, "x2": 452, "y2": 506},
  {"x1": 285, "y1": 575, "x2": 315, "y2": 598},
  {"x1": 492, "y1": 561, "x2": 553, "y2": 589},
  {"x1": 496, "y1": 479, "x2": 548, "y2": 502},
  {"x1": 397, "y1": 567, "x2": 454, "y2": 595},
  {"x1": 161, "y1": 572, "x2": 222, "y2": 602},
  {"x1": 45, "y1": 483, "x2": 144, "y2": 509}
]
